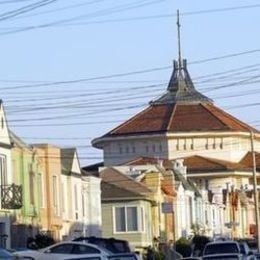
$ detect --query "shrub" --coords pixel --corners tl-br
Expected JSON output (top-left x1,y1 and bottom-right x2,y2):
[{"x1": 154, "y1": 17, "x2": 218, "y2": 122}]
[{"x1": 175, "y1": 237, "x2": 192, "y2": 257}]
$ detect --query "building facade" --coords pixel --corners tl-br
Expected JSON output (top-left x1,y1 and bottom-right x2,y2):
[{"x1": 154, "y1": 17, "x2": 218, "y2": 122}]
[{"x1": 91, "y1": 59, "x2": 259, "y2": 240}]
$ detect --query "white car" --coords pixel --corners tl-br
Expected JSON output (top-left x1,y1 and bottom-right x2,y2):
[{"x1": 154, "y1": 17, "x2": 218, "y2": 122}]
[
  {"x1": 63, "y1": 253, "x2": 140, "y2": 260},
  {"x1": 14, "y1": 241, "x2": 111, "y2": 260}
]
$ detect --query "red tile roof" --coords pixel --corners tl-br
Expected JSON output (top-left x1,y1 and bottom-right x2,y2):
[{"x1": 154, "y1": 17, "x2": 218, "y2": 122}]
[
  {"x1": 240, "y1": 152, "x2": 260, "y2": 170},
  {"x1": 105, "y1": 103, "x2": 257, "y2": 137},
  {"x1": 182, "y1": 155, "x2": 247, "y2": 173},
  {"x1": 124, "y1": 157, "x2": 171, "y2": 167},
  {"x1": 125, "y1": 155, "x2": 248, "y2": 173}
]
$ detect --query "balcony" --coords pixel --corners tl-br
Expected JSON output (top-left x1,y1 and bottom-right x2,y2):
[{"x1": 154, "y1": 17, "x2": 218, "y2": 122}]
[{"x1": 1, "y1": 184, "x2": 23, "y2": 209}]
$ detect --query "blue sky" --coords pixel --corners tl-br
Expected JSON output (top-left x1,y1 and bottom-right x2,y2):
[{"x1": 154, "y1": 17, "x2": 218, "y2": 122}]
[{"x1": 0, "y1": 0, "x2": 260, "y2": 165}]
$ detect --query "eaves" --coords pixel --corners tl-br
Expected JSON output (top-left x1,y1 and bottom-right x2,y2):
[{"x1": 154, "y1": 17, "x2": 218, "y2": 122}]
[{"x1": 187, "y1": 170, "x2": 256, "y2": 178}]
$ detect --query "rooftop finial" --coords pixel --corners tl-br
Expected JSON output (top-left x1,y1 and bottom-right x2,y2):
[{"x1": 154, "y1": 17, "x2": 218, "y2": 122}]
[{"x1": 177, "y1": 9, "x2": 182, "y2": 69}]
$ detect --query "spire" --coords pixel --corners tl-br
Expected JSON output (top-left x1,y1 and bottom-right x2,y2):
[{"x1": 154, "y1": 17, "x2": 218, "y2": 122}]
[
  {"x1": 151, "y1": 10, "x2": 213, "y2": 105},
  {"x1": 177, "y1": 9, "x2": 182, "y2": 69}
]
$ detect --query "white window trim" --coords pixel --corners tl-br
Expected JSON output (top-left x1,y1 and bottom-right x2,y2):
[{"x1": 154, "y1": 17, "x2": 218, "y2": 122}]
[
  {"x1": 38, "y1": 173, "x2": 45, "y2": 208},
  {"x1": 52, "y1": 175, "x2": 59, "y2": 216},
  {"x1": 113, "y1": 205, "x2": 145, "y2": 234}
]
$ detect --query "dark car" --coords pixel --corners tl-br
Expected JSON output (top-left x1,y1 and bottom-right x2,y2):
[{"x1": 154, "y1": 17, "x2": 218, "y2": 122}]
[{"x1": 73, "y1": 237, "x2": 131, "y2": 254}]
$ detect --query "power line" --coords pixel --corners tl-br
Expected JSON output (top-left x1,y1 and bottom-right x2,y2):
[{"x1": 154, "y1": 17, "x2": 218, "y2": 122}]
[
  {"x1": 0, "y1": 48, "x2": 259, "y2": 92},
  {"x1": 0, "y1": 0, "x2": 164, "y2": 35},
  {"x1": 2, "y1": 3, "x2": 260, "y2": 31},
  {"x1": 0, "y1": 0, "x2": 57, "y2": 22}
]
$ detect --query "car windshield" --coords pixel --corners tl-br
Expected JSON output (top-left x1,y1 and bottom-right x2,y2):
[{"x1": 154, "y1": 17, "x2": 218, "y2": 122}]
[
  {"x1": 204, "y1": 244, "x2": 239, "y2": 255},
  {"x1": 203, "y1": 256, "x2": 239, "y2": 260}
]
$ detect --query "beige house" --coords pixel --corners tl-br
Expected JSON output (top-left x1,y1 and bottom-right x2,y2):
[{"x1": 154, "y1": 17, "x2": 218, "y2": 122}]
[{"x1": 99, "y1": 165, "x2": 179, "y2": 251}]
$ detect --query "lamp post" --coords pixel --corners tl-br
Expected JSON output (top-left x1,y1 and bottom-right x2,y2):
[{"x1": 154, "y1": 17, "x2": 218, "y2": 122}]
[{"x1": 250, "y1": 130, "x2": 260, "y2": 252}]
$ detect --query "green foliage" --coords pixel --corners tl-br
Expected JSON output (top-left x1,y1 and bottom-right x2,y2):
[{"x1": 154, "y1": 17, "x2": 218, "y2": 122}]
[
  {"x1": 145, "y1": 246, "x2": 165, "y2": 260},
  {"x1": 175, "y1": 237, "x2": 192, "y2": 257},
  {"x1": 191, "y1": 235, "x2": 211, "y2": 256},
  {"x1": 27, "y1": 233, "x2": 55, "y2": 249},
  {"x1": 154, "y1": 250, "x2": 165, "y2": 260}
]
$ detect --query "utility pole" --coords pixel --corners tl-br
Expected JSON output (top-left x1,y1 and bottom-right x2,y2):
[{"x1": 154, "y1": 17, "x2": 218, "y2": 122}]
[{"x1": 250, "y1": 130, "x2": 260, "y2": 252}]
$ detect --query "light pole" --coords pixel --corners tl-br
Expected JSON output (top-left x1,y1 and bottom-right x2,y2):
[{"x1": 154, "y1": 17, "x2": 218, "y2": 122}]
[{"x1": 250, "y1": 130, "x2": 260, "y2": 252}]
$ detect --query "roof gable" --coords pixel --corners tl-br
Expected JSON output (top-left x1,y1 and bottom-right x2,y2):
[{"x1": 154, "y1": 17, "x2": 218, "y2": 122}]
[
  {"x1": 101, "y1": 181, "x2": 148, "y2": 200},
  {"x1": 174, "y1": 171, "x2": 201, "y2": 197},
  {"x1": 61, "y1": 148, "x2": 81, "y2": 175},
  {"x1": 0, "y1": 102, "x2": 11, "y2": 147},
  {"x1": 100, "y1": 167, "x2": 152, "y2": 196}
]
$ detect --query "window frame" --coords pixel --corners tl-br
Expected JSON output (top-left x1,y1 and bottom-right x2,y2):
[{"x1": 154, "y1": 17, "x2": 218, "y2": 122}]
[{"x1": 113, "y1": 205, "x2": 145, "y2": 234}]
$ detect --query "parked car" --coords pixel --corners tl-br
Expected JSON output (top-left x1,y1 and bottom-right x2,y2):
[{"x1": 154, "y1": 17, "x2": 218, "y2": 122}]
[
  {"x1": 238, "y1": 241, "x2": 255, "y2": 259},
  {"x1": 180, "y1": 258, "x2": 201, "y2": 260},
  {"x1": 254, "y1": 253, "x2": 260, "y2": 260},
  {"x1": 62, "y1": 255, "x2": 107, "y2": 260},
  {"x1": 63, "y1": 253, "x2": 140, "y2": 260},
  {"x1": 202, "y1": 240, "x2": 243, "y2": 260},
  {"x1": 73, "y1": 237, "x2": 131, "y2": 254},
  {"x1": 13, "y1": 241, "x2": 111, "y2": 260},
  {"x1": 0, "y1": 248, "x2": 17, "y2": 259},
  {"x1": 0, "y1": 248, "x2": 32, "y2": 259}
]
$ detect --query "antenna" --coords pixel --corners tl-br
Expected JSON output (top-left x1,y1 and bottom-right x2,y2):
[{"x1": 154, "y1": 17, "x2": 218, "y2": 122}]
[{"x1": 176, "y1": 10, "x2": 182, "y2": 69}]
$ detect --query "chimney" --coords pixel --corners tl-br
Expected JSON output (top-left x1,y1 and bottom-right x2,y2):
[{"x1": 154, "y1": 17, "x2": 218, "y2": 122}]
[{"x1": 173, "y1": 159, "x2": 187, "y2": 179}]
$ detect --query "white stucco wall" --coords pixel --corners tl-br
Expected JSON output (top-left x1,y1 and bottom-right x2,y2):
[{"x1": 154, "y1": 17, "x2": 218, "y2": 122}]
[
  {"x1": 100, "y1": 132, "x2": 260, "y2": 166},
  {"x1": 82, "y1": 176, "x2": 102, "y2": 237}
]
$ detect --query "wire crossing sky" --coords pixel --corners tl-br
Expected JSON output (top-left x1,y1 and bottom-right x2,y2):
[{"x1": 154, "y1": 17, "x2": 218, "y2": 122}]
[{"x1": 0, "y1": 0, "x2": 260, "y2": 165}]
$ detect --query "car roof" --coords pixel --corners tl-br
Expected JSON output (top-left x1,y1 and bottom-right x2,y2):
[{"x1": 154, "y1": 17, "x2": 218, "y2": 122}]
[
  {"x1": 62, "y1": 254, "x2": 105, "y2": 260},
  {"x1": 41, "y1": 241, "x2": 111, "y2": 253},
  {"x1": 206, "y1": 240, "x2": 238, "y2": 245}
]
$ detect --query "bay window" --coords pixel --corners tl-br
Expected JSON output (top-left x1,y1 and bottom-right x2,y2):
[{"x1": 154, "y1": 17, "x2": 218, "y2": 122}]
[{"x1": 114, "y1": 206, "x2": 144, "y2": 233}]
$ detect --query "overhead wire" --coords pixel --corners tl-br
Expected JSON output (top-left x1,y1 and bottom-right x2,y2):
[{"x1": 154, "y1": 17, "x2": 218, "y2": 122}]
[
  {"x1": 1, "y1": 2, "x2": 260, "y2": 33},
  {"x1": 0, "y1": 0, "x2": 165, "y2": 35},
  {"x1": 0, "y1": 0, "x2": 57, "y2": 22}
]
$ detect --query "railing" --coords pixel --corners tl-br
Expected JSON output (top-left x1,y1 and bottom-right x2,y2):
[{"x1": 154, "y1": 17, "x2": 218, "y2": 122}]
[{"x1": 1, "y1": 183, "x2": 23, "y2": 209}]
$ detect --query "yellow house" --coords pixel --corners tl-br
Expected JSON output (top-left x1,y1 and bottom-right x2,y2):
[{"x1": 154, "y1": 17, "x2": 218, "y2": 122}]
[{"x1": 33, "y1": 144, "x2": 63, "y2": 241}]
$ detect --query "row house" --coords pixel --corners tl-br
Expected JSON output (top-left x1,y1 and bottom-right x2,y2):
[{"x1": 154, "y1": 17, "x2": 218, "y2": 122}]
[
  {"x1": 89, "y1": 55, "x2": 260, "y2": 243},
  {"x1": 88, "y1": 161, "x2": 218, "y2": 252},
  {"x1": 84, "y1": 152, "x2": 256, "y2": 252},
  {"x1": 9, "y1": 138, "x2": 101, "y2": 248}
]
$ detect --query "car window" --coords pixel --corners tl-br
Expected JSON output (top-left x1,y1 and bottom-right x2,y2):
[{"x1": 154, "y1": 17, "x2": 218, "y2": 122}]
[
  {"x1": 65, "y1": 258, "x2": 102, "y2": 260},
  {"x1": 47, "y1": 244, "x2": 74, "y2": 254},
  {"x1": 72, "y1": 245, "x2": 101, "y2": 254},
  {"x1": 204, "y1": 243, "x2": 239, "y2": 255},
  {"x1": 109, "y1": 254, "x2": 138, "y2": 260}
]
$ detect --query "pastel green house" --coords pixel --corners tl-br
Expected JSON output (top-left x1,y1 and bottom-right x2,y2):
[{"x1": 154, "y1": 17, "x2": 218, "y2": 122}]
[{"x1": 10, "y1": 131, "x2": 42, "y2": 248}]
